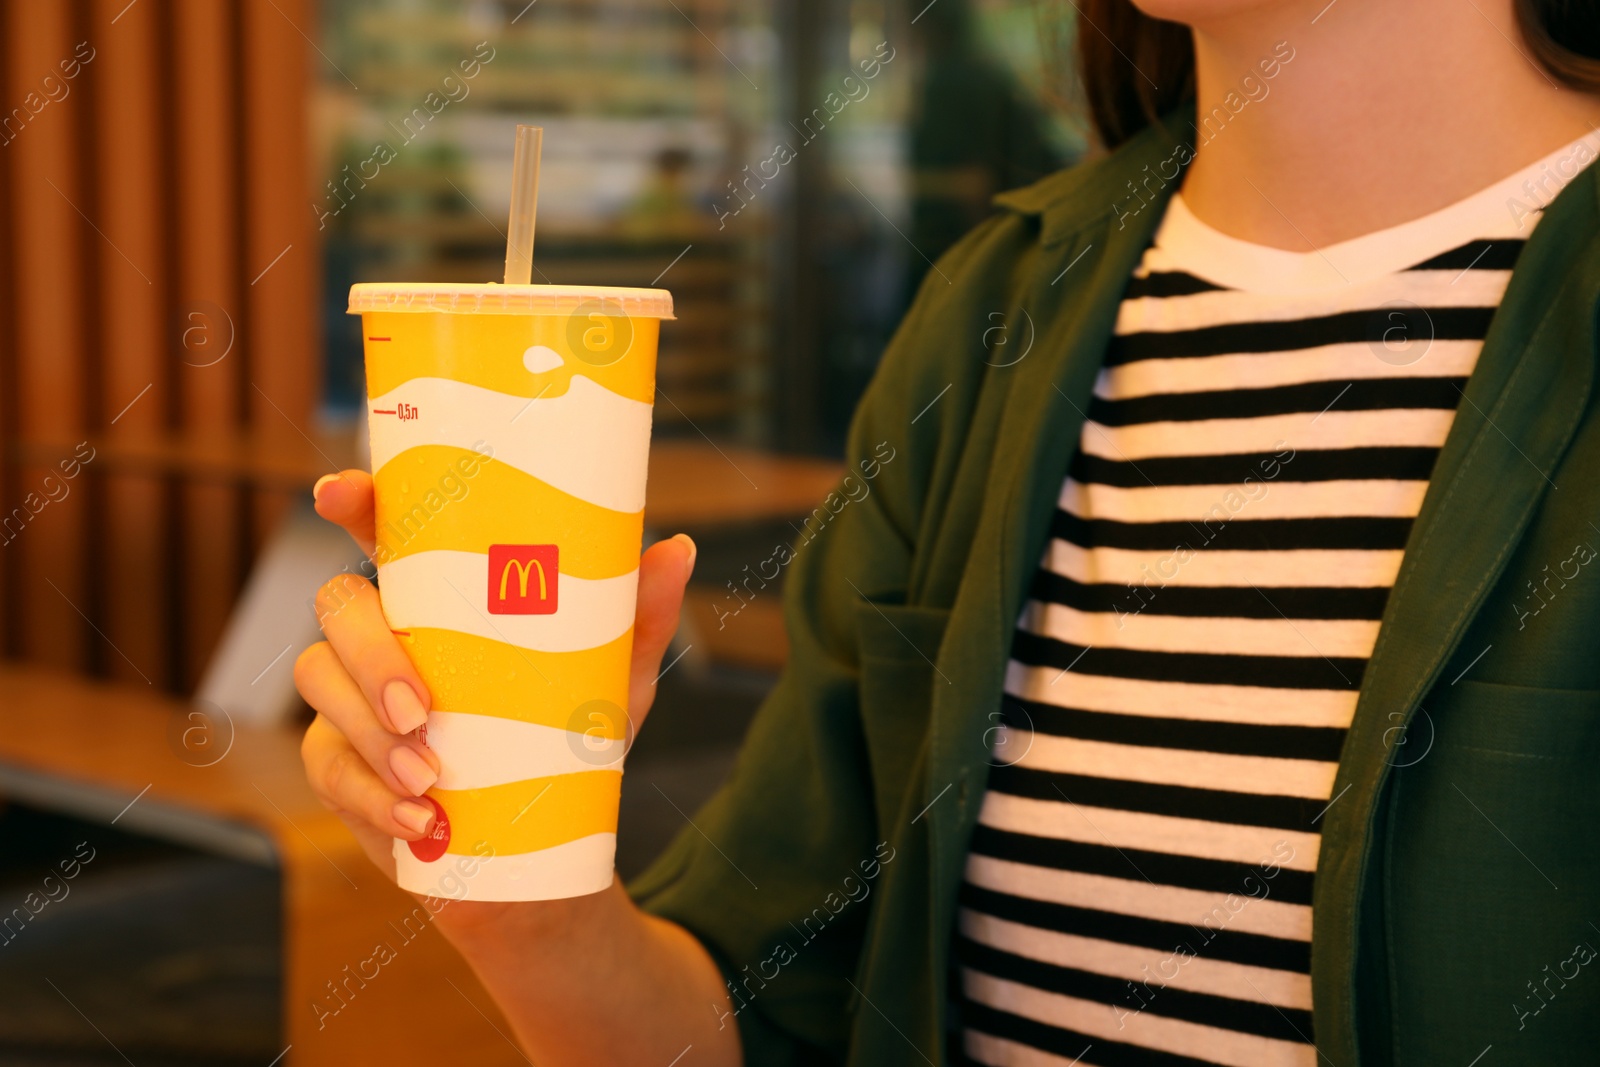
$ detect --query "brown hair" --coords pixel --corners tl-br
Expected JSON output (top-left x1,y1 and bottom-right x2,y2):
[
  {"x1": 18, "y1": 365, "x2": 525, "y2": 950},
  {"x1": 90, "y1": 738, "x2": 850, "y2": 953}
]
[{"x1": 1075, "y1": 0, "x2": 1600, "y2": 149}]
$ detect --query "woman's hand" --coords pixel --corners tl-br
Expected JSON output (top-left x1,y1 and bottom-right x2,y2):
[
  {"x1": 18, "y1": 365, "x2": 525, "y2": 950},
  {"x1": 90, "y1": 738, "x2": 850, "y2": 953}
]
[
  {"x1": 294, "y1": 469, "x2": 696, "y2": 892},
  {"x1": 293, "y1": 471, "x2": 738, "y2": 1065}
]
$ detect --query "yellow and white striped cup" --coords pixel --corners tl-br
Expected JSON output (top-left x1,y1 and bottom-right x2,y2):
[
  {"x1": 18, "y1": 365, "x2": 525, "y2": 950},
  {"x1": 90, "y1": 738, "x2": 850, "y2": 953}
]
[{"x1": 348, "y1": 282, "x2": 673, "y2": 901}]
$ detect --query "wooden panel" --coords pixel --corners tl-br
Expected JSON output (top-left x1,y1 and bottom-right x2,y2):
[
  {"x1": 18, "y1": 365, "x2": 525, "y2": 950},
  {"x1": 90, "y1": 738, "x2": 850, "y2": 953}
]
[
  {"x1": 5, "y1": 0, "x2": 91, "y2": 672},
  {"x1": 0, "y1": 0, "x2": 325, "y2": 693},
  {"x1": 171, "y1": 0, "x2": 245, "y2": 690},
  {"x1": 92, "y1": 0, "x2": 169, "y2": 688},
  {"x1": 241, "y1": 0, "x2": 318, "y2": 551},
  {"x1": 0, "y1": 0, "x2": 14, "y2": 656}
]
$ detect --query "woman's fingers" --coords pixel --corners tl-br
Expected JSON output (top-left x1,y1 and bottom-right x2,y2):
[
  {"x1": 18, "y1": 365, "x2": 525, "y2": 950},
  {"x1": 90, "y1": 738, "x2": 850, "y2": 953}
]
[
  {"x1": 314, "y1": 573, "x2": 431, "y2": 736},
  {"x1": 301, "y1": 713, "x2": 435, "y2": 841},
  {"x1": 626, "y1": 534, "x2": 696, "y2": 727},
  {"x1": 302, "y1": 517, "x2": 695, "y2": 854},
  {"x1": 313, "y1": 469, "x2": 378, "y2": 559},
  {"x1": 295, "y1": 641, "x2": 440, "y2": 798}
]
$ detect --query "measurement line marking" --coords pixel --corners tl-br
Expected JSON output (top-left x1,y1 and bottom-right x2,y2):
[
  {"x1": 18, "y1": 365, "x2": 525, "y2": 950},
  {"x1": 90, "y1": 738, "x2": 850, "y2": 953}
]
[
  {"x1": 371, "y1": 409, "x2": 397, "y2": 415},
  {"x1": 367, "y1": 336, "x2": 392, "y2": 341}
]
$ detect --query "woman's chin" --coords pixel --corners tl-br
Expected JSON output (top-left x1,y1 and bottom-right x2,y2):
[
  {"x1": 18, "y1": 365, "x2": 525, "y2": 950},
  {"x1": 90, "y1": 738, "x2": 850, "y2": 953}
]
[{"x1": 1130, "y1": 0, "x2": 1301, "y2": 27}]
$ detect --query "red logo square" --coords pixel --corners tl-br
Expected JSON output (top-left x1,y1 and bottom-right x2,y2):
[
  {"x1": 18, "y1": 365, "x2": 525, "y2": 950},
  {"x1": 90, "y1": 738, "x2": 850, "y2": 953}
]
[{"x1": 488, "y1": 544, "x2": 559, "y2": 615}]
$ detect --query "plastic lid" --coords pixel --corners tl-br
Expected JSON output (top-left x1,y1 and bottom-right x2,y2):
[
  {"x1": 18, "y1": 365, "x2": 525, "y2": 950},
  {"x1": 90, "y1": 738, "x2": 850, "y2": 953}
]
[{"x1": 347, "y1": 282, "x2": 675, "y2": 319}]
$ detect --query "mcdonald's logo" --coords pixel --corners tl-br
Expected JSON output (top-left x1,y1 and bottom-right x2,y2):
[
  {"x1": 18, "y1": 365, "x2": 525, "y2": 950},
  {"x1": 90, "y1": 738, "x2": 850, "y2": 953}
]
[{"x1": 487, "y1": 544, "x2": 559, "y2": 615}]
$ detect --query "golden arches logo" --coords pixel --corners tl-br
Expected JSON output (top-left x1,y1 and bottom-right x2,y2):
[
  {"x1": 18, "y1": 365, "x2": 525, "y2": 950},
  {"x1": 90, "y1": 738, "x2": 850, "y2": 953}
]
[
  {"x1": 487, "y1": 544, "x2": 559, "y2": 615},
  {"x1": 499, "y1": 557, "x2": 548, "y2": 601}
]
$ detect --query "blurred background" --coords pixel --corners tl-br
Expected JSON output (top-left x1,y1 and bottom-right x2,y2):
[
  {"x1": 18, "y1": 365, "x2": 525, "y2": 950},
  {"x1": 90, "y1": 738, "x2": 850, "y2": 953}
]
[{"x1": 0, "y1": 0, "x2": 1086, "y2": 1062}]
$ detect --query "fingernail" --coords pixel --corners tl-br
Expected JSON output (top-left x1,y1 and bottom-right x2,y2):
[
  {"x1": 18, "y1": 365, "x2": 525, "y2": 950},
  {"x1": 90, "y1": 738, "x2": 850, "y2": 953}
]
[
  {"x1": 313, "y1": 474, "x2": 338, "y2": 503},
  {"x1": 673, "y1": 533, "x2": 697, "y2": 579},
  {"x1": 383, "y1": 680, "x2": 428, "y2": 734},
  {"x1": 393, "y1": 800, "x2": 434, "y2": 835},
  {"x1": 390, "y1": 746, "x2": 438, "y2": 796}
]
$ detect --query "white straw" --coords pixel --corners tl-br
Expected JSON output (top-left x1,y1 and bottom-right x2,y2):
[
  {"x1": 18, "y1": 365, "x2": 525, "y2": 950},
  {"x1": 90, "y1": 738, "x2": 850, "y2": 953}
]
[{"x1": 504, "y1": 125, "x2": 543, "y2": 285}]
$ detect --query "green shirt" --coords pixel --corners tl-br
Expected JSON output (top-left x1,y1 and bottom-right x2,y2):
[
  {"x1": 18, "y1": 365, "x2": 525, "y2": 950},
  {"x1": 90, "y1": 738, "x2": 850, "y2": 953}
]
[{"x1": 632, "y1": 110, "x2": 1600, "y2": 1065}]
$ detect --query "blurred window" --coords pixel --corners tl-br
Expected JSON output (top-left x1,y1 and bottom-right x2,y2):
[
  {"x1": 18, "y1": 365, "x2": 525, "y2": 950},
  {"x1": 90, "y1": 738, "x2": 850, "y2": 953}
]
[{"x1": 315, "y1": 0, "x2": 1084, "y2": 454}]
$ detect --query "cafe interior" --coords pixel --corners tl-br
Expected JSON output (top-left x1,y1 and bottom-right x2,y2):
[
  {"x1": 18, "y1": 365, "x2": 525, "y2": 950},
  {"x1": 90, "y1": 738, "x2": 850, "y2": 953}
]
[{"x1": 0, "y1": 0, "x2": 1083, "y2": 1062}]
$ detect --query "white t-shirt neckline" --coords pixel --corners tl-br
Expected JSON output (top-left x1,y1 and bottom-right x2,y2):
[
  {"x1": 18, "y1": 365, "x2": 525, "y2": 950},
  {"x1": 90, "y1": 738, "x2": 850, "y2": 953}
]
[{"x1": 1158, "y1": 129, "x2": 1599, "y2": 294}]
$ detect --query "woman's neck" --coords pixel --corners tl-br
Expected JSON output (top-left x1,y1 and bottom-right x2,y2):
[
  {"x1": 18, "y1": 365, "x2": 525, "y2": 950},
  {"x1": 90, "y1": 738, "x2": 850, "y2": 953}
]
[{"x1": 1176, "y1": 0, "x2": 1600, "y2": 250}]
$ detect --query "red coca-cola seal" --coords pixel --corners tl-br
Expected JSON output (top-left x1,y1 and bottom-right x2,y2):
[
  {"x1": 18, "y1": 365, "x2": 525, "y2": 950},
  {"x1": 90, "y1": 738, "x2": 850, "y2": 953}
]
[{"x1": 407, "y1": 795, "x2": 451, "y2": 862}]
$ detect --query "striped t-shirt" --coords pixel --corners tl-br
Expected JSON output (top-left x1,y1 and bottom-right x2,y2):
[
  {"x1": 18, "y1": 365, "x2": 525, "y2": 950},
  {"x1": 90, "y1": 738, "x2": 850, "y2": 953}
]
[{"x1": 956, "y1": 133, "x2": 1596, "y2": 1067}]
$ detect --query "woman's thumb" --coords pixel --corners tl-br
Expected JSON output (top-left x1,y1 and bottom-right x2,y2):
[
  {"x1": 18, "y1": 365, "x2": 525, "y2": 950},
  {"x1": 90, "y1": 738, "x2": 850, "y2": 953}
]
[{"x1": 627, "y1": 534, "x2": 697, "y2": 724}]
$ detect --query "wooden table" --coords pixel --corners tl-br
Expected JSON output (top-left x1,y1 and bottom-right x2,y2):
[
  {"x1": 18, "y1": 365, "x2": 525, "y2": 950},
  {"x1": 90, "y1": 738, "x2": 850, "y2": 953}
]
[
  {"x1": 17, "y1": 430, "x2": 844, "y2": 530},
  {"x1": 0, "y1": 665, "x2": 530, "y2": 1066},
  {"x1": 19, "y1": 431, "x2": 842, "y2": 675}
]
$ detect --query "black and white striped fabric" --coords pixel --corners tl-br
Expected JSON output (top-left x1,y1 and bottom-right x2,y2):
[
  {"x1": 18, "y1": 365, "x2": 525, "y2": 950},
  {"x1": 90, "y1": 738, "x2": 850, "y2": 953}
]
[{"x1": 956, "y1": 137, "x2": 1594, "y2": 1067}]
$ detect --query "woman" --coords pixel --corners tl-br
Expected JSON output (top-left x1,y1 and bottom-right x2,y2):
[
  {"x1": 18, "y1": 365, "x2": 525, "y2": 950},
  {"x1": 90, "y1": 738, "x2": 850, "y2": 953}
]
[{"x1": 296, "y1": 1, "x2": 1600, "y2": 1063}]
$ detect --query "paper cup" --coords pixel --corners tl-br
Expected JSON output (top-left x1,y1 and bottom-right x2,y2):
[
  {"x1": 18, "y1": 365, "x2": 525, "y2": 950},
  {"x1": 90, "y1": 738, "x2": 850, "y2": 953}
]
[{"x1": 347, "y1": 283, "x2": 672, "y2": 901}]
